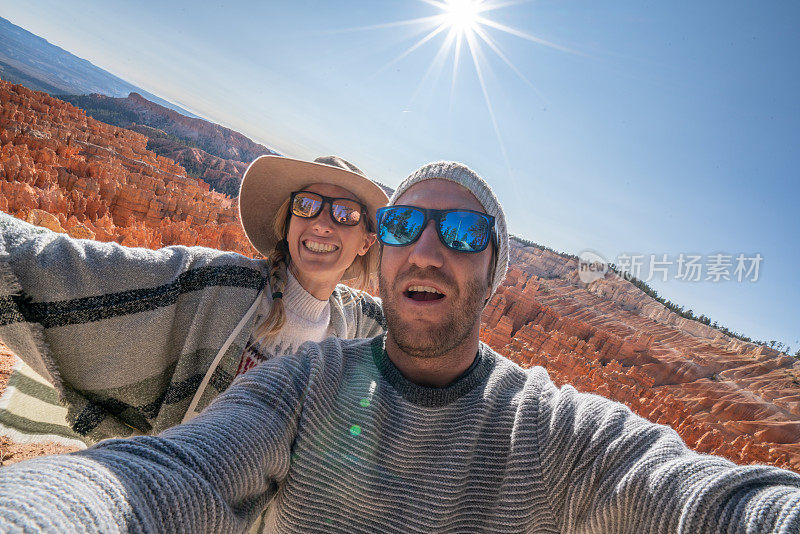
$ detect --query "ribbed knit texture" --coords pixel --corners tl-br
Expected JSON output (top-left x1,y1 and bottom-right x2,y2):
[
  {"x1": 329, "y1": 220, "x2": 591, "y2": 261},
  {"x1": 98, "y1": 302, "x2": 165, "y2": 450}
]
[
  {"x1": 1, "y1": 335, "x2": 798, "y2": 533},
  {"x1": 390, "y1": 161, "x2": 509, "y2": 296}
]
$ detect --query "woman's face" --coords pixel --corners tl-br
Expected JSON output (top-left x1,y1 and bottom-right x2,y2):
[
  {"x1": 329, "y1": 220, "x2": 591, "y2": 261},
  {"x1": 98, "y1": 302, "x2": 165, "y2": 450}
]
[{"x1": 286, "y1": 183, "x2": 376, "y2": 288}]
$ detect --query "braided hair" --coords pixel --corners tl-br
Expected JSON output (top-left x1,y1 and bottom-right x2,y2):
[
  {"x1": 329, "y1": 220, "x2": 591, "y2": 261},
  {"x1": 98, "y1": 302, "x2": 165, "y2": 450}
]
[{"x1": 249, "y1": 198, "x2": 292, "y2": 346}]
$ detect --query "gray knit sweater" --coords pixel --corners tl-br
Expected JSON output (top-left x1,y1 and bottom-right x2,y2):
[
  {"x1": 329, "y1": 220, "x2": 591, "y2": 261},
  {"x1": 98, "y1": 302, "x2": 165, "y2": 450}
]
[{"x1": 1, "y1": 335, "x2": 799, "y2": 533}]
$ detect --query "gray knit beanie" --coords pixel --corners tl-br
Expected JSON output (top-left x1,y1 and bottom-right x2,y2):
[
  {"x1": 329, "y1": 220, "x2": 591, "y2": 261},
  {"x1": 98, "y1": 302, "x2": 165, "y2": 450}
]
[{"x1": 389, "y1": 161, "x2": 509, "y2": 297}]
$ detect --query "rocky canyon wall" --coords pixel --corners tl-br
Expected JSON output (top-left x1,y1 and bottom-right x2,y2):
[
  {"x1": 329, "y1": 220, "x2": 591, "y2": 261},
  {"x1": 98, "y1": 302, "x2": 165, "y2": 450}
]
[
  {"x1": 59, "y1": 92, "x2": 278, "y2": 164},
  {"x1": 2, "y1": 79, "x2": 798, "y2": 474},
  {"x1": 481, "y1": 245, "x2": 800, "y2": 472},
  {"x1": 0, "y1": 79, "x2": 257, "y2": 255}
]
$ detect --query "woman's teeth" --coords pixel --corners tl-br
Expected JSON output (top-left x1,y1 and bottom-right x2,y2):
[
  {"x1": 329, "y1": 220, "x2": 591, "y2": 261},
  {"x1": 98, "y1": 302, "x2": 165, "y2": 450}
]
[{"x1": 304, "y1": 241, "x2": 338, "y2": 253}]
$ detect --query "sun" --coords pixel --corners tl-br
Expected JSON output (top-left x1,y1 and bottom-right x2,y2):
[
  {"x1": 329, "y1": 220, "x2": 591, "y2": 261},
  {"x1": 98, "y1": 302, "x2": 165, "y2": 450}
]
[
  {"x1": 334, "y1": 0, "x2": 577, "y2": 173},
  {"x1": 441, "y1": 0, "x2": 481, "y2": 34}
]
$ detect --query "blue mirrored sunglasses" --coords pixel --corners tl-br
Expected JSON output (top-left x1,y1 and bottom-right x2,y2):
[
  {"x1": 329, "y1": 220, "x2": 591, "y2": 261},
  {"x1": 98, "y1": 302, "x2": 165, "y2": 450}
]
[{"x1": 376, "y1": 206, "x2": 496, "y2": 253}]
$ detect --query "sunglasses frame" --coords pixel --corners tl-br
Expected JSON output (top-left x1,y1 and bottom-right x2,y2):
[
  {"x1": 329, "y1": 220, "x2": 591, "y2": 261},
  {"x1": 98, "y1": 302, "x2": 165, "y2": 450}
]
[
  {"x1": 289, "y1": 190, "x2": 367, "y2": 227},
  {"x1": 376, "y1": 205, "x2": 496, "y2": 253}
]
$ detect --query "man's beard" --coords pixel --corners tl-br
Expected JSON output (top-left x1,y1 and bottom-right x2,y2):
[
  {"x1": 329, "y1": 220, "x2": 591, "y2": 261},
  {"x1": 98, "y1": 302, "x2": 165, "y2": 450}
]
[{"x1": 378, "y1": 267, "x2": 487, "y2": 359}]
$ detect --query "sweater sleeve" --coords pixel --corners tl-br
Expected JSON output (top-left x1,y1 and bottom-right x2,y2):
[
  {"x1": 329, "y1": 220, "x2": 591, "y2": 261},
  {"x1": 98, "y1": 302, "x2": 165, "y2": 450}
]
[
  {"x1": 529, "y1": 367, "x2": 800, "y2": 533},
  {"x1": 0, "y1": 211, "x2": 267, "y2": 440},
  {"x1": 0, "y1": 340, "x2": 318, "y2": 533}
]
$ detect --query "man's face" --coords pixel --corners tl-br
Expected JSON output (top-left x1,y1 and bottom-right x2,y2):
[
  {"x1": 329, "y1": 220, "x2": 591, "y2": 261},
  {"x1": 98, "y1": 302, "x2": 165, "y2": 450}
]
[{"x1": 378, "y1": 179, "x2": 493, "y2": 358}]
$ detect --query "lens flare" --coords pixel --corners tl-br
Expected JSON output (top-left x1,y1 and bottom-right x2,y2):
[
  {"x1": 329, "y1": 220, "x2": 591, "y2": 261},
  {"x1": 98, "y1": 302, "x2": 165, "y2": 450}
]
[
  {"x1": 329, "y1": 0, "x2": 578, "y2": 175},
  {"x1": 442, "y1": 0, "x2": 481, "y2": 34}
]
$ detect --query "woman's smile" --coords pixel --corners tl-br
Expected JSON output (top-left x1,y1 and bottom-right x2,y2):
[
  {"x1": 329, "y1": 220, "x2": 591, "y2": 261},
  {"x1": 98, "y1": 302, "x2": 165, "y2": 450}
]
[{"x1": 302, "y1": 239, "x2": 340, "y2": 253}]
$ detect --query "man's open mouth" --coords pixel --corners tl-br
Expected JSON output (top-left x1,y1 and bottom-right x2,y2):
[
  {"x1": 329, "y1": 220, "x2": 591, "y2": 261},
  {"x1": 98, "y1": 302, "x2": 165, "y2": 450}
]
[{"x1": 404, "y1": 285, "x2": 446, "y2": 302}]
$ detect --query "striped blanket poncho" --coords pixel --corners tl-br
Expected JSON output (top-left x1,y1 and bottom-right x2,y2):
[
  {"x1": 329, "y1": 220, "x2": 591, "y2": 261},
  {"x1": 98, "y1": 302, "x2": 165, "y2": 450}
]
[{"x1": 0, "y1": 211, "x2": 384, "y2": 445}]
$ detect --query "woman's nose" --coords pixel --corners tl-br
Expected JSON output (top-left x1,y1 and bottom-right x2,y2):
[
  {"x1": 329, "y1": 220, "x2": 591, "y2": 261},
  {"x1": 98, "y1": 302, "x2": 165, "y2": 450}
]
[{"x1": 310, "y1": 204, "x2": 335, "y2": 233}]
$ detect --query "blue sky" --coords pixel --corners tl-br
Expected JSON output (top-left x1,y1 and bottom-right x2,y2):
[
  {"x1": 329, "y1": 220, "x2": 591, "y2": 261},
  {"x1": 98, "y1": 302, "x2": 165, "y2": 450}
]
[{"x1": 2, "y1": 1, "x2": 798, "y2": 350}]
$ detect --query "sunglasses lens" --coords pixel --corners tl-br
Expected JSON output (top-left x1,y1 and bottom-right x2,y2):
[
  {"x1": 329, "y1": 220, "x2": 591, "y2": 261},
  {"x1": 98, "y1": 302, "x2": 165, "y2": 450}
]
[
  {"x1": 331, "y1": 199, "x2": 363, "y2": 226},
  {"x1": 292, "y1": 192, "x2": 322, "y2": 218},
  {"x1": 439, "y1": 211, "x2": 490, "y2": 252},
  {"x1": 378, "y1": 207, "x2": 425, "y2": 245}
]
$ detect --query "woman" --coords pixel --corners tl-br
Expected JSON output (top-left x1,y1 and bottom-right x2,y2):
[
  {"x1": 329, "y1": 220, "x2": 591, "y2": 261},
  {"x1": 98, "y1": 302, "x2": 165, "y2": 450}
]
[{"x1": 0, "y1": 155, "x2": 388, "y2": 445}]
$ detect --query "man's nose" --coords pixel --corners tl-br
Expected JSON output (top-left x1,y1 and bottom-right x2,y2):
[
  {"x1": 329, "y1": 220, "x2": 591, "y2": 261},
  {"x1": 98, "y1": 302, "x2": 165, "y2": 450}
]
[{"x1": 407, "y1": 220, "x2": 445, "y2": 269}]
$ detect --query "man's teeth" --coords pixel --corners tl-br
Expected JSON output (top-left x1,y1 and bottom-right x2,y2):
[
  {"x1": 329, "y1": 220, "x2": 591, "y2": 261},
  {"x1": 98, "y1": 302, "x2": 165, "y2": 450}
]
[
  {"x1": 304, "y1": 241, "x2": 338, "y2": 253},
  {"x1": 408, "y1": 285, "x2": 442, "y2": 295}
]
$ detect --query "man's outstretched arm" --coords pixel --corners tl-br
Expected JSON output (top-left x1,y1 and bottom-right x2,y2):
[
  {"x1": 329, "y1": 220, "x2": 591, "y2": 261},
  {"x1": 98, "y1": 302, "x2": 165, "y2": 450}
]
[
  {"x1": 0, "y1": 341, "x2": 321, "y2": 533},
  {"x1": 528, "y1": 367, "x2": 800, "y2": 533}
]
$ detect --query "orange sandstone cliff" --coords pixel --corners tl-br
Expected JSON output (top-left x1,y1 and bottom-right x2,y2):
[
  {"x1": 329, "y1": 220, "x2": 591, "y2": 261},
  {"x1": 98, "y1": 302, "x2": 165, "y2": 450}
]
[
  {"x1": 58, "y1": 92, "x2": 279, "y2": 197},
  {"x1": 0, "y1": 80, "x2": 256, "y2": 254},
  {"x1": 142, "y1": 136, "x2": 248, "y2": 197},
  {"x1": 481, "y1": 245, "x2": 800, "y2": 472},
  {"x1": 75, "y1": 92, "x2": 276, "y2": 163},
  {"x1": 1, "y1": 80, "x2": 799, "y2": 474}
]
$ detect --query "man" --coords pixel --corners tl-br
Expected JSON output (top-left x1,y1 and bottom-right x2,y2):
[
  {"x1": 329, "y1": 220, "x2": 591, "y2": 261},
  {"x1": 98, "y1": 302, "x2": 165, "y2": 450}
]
[{"x1": 1, "y1": 162, "x2": 799, "y2": 533}]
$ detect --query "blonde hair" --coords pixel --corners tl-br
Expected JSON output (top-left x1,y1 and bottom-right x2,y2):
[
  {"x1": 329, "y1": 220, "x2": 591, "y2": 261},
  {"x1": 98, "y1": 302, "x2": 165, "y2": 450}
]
[{"x1": 250, "y1": 197, "x2": 377, "y2": 346}]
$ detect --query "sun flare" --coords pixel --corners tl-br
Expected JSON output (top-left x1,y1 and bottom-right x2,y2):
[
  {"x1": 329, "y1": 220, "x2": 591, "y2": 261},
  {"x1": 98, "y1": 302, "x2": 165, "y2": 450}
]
[
  {"x1": 337, "y1": 0, "x2": 576, "y2": 172},
  {"x1": 441, "y1": 0, "x2": 481, "y2": 34}
]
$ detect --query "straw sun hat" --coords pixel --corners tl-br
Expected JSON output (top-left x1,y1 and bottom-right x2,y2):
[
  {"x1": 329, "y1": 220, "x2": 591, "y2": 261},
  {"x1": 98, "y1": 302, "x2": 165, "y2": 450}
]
[{"x1": 238, "y1": 155, "x2": 389, "y2": 259}]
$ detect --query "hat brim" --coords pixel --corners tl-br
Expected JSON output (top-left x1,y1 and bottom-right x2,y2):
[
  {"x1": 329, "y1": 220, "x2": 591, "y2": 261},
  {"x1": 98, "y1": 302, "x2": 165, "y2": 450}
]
[{"x1": 238, "y1": 155, "x2": 389, "y2": 261}]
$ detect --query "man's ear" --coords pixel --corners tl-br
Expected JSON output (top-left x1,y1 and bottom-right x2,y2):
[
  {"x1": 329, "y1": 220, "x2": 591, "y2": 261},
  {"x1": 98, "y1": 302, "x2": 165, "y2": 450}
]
[{"x1": 358, "y1": 232, "x2": 377, "y2": 256}]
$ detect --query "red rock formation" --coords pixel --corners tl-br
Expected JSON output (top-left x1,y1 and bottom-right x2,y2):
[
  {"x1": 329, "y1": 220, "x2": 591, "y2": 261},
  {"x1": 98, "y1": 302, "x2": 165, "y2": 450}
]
[
  {"x1": 481, "y1": 246, "x2": 800, "y2": 473},
  {"x1": 2, "y1": 78, "x2": 798, "y2": 476},
  {"x1": 0, "y1": 79, "x2": 256, "y2": 255},
  {"x1": 144, "y1": 137, "x2": 248, "y2": 197},
  {"x1": 60, "y1": 92, "x2": 277, "y2": 164}
]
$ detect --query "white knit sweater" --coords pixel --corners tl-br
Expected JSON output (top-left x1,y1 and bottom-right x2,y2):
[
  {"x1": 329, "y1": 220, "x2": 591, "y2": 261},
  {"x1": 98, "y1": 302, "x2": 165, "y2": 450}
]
[{"x1": 236, "y1": 270, "x2": 330, "y2": 376}]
